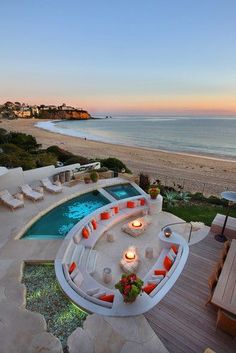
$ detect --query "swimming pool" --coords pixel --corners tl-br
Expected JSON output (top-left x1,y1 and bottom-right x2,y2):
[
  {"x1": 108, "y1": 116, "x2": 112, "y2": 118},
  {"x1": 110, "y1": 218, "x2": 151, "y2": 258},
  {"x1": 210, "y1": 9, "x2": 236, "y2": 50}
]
[
  {"x1": 104, "y1": 183, "x2": 141, "y2": 200},
  {"x1": 23, "y1": 191, "x2": 110, "y2": 239}
]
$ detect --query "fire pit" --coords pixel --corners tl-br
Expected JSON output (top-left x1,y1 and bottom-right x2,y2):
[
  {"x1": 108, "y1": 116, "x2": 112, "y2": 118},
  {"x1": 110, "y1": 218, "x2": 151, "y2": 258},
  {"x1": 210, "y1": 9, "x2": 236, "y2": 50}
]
[
  {"x1": 122, "y1": 217, "x2": 148, "y2": 237},
  {"x1": 120, "y1": 246, "x2": 139, "y2": 273}
]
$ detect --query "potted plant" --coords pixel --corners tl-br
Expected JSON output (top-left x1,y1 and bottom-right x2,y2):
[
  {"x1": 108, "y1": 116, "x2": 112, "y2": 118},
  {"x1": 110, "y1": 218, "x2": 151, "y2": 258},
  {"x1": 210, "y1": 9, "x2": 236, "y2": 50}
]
[
  {"x1": 115, "y1": 273, "x2": 143, "y2": 303},
  {"x1": 90, "y1": 171, "x2": 99, "y2": 183},
  {"x1": 148, "y1": 185, "x2": 160, "y2": 200},
  {"x1": 84, "y1": 175, "x2": 91, "y2": 184}
]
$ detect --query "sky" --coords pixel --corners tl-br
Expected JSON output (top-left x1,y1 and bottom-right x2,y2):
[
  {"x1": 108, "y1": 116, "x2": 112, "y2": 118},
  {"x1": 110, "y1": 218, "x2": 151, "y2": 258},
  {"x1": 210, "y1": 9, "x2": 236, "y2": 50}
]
[{"x1": 0, "y1": 0, "x2": 236, "y2": 115}]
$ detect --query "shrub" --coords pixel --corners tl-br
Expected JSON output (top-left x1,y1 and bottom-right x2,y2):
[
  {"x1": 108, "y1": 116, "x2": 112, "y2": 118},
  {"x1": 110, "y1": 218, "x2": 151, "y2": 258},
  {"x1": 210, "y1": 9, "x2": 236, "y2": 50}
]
[
  {"x1": 0, "y1": 128, "x2": 11, "y2": 144},
  {"x1": 46, "y1": 145, "x2": 74, "y2": 162},
  {"x1": 90, "y1": 171, "x2": 99, "y2": 182},
  {"x1": 190, "y1": 192, "x2": 206, "y2": 201},
  {"x1": 100, "y1": 157, "x2": 131, "y2": 174},
  {"x1": 10, "y1": 132, "x2": 40, "y2": 151},
  {"x1": 207, "y1": 195, "x2": 227, "y2": 206},
  {"x1": 163, "y1": 191, "x2": 179, "y2": 207},
  {"x1": 178, "y1": 192, "x2": 191, "y2": 203},
  {"x1": 64, "y1": 155, "x2": 90, "y2": 166},
  {"x1": 36, "y1": 152, "x2": 58, "y2": 167}
]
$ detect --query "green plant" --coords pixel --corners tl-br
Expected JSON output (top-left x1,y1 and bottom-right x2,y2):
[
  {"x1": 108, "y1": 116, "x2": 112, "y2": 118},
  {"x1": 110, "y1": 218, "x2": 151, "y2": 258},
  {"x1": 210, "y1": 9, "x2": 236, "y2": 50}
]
[
  {"x1": 163, "y1": 190, "x2": 179, "y2": 207},
  {"x1": 178, "y1": 191, "x2": 191, "y2": 203},
  {"x1": 64, "y1": 155, "x2": 90, "y2": 165},
  {"x1": 148, "y1": 185, "x2": 160, "y2": 199},
  {"x1": 90, "y1": 171, "x2": 99, "y2": 182},
  {"x1": 190, "y1": 192, "x2": 206, "y2": 201},
  {"x1": 100, "y1": 157, "x2": 131, "y2": 174},
  {"x1": 115, "y1": 273, "x2": 143, "y2": 303}
]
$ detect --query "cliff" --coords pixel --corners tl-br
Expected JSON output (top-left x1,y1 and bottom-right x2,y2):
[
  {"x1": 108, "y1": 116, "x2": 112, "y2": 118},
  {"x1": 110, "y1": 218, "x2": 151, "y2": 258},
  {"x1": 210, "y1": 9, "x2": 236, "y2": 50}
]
[{"x1": 38, "y1": 109, "x2": 91, "y2": 120}]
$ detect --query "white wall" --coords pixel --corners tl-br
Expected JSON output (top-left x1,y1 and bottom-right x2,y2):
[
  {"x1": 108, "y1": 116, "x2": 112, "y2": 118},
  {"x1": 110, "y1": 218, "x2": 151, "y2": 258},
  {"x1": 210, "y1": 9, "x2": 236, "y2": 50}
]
[{"x1": 0, "y1": 162, "x2": 101, "y2": 193}]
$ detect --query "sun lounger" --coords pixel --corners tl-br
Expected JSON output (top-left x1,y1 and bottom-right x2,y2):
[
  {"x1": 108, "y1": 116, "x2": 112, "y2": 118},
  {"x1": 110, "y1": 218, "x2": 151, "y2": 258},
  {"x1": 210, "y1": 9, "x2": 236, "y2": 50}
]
[
  {"x1": 41, "y1": 178, "x2": 62, "y2": 193},
  {"x1": 0, "y1": 190, "x2": 24, "y2": 210},
  {"x1": 20, "y1": 184, "x2": 44, "y2": 201}
]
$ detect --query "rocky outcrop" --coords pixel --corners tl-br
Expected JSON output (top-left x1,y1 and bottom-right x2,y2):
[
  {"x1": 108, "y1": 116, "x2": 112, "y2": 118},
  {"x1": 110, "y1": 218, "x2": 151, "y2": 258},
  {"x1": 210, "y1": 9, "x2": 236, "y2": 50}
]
[{"x1": 39, "y1": 109, "x2": 91, "y2": 120}]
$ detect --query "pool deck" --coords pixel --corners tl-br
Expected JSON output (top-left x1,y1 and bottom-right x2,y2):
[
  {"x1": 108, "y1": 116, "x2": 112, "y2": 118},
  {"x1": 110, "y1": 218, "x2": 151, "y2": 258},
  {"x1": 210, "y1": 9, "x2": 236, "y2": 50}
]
[{"x1": 1, "y1": 177, "x2": 232, "y2": 353}]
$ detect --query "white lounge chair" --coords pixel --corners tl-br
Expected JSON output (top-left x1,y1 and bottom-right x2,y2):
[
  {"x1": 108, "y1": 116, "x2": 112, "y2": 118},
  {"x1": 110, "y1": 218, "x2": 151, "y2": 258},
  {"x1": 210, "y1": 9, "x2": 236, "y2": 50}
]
[
  {"x1": 20, "y1": 184, "x2": 44, "y2": 202},
  {"x1": 41, "y1": 178, "x2": 62, "y2": 193},
  {"x1": 0, "y1": 190, "x2": 24, "y2": 211}
]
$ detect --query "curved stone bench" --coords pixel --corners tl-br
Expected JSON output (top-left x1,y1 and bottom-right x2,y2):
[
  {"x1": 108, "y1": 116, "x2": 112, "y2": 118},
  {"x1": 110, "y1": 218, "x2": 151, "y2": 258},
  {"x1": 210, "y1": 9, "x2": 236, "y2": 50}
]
[{"x1": 55, "y1": 191, "x2": 189, "y2": 316}]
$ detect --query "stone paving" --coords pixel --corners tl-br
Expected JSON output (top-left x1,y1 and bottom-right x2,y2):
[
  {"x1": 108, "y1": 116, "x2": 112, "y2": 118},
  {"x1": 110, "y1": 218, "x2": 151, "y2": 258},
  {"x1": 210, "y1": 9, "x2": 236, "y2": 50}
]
[{"x1": 0, "y1": 177, "x2": 209, "y2": 353}]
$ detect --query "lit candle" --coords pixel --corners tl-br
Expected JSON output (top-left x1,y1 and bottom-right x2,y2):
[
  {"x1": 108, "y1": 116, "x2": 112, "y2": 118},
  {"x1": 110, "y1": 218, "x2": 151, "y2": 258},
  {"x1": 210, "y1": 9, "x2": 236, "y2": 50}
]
[
  {"x1": 125, "y1": 251, "x2": 135, "y2": 260},
  {"x1": 132, "y1": 220, "x2": 142, "y2": 228}
]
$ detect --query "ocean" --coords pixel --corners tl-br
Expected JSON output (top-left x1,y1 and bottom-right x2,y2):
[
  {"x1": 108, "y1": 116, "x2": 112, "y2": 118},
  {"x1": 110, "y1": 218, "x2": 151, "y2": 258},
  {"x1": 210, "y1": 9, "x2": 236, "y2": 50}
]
[{"x1": 36, "y1": 116, "x2": 236, "y2": 159}]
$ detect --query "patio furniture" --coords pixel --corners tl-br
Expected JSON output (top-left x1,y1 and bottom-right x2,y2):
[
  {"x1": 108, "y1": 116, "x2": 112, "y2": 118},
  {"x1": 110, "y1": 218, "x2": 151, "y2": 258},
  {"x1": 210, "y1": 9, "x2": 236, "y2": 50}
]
[
  {"x1": 216, "y1": 309, "x2": 236, "y2": 336},
  {"x1": 212, "y1": 239, "x2": 236, "y2": 315},
  {"x1": 103, "y1": 267, "x2": 112, "y2": 284},
  {"x1": 20, "y1": 184, "x2": 44, "y2": 202},
  {"x1": 41, "y1": 177, "x2": 62, "y2": 193},
  {"x1": 214, "y1": 191, "x2": 236, "y2": 242},
  {"x1": 0, "y1": 190, "x2": 24, "y2": 211}
]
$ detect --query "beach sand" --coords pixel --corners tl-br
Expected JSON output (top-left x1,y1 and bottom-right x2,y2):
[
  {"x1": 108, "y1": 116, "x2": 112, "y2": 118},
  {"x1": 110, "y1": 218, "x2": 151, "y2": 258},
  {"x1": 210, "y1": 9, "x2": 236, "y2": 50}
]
[{"x1": 1, "y1": 118, "x2": 236, "y2": 195}]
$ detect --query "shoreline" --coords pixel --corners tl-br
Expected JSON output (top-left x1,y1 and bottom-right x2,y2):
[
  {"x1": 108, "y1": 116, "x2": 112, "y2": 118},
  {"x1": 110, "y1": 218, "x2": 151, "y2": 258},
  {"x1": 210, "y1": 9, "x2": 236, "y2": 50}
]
[
  {"x1": 1, "y1": 118, "x2": 236, "y2": 196},
  {"x1": 36, "y1": 120, "x2": 236, "y2": 163}
]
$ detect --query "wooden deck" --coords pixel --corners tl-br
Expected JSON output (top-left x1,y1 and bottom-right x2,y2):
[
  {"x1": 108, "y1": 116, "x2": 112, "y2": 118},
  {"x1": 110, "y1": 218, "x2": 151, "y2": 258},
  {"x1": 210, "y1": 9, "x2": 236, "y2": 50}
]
[{"x1": 145, "y1": 232, "x2": 236, "y2": 353}]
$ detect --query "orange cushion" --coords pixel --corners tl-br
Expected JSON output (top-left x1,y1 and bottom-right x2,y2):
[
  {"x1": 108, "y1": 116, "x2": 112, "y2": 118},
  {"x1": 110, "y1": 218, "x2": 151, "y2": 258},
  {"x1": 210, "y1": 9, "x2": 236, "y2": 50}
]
[
  {"x1": 101, "y1": 211, "x2": 110, "y2": 220},
  {"x1": 154, "y1": 269, "x2": 167, "y2": 276},
  {"x1": 82, "y1": 227, "x2": 89, "y2": 238},
  {"x1": 91, "y1": 219, "x2": 97, "y2": 230},
  {"x1": 164, "y1": 256, "x2": 173, "y2": 271},
  {"x1": 127, "y1": 201, "x2": 135, "y2": 208},
  {"x1": 140, "y1": 198, "x2": 146, "y2": 206},
  {"x1": 99, "y1": 294, "x2": 114, "y2": 302},
  {"x1": 171, "y1": 245, "x2": 178, "y2": 254},
  {"x1": 143, "y1": 283, "x2": 157, "y2": 294},
  {"x1": 112, "y1": 206, "x2": 119, "y2": 214},
  {"x1": 68, "y1": 262, "x2": 77, "y2": 274}
]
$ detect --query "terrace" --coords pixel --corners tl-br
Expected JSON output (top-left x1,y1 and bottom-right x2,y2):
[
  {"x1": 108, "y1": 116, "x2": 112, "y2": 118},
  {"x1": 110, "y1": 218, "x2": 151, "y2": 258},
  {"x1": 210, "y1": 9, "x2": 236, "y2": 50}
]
[{"x1": 0, "y1": 175, "x2": 235, "y2": 352}]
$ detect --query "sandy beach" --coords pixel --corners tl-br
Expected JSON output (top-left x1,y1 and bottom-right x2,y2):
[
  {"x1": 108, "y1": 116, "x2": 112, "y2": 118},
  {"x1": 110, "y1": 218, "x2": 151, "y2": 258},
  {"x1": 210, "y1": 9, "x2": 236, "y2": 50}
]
[{"x1": 1, "y1": 118, "x2": 236, "y2": 195}]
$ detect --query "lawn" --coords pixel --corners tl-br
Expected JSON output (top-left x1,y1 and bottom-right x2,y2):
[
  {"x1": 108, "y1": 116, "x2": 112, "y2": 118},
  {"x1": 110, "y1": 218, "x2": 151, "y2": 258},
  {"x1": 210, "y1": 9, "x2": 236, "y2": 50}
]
[
  {"x1": 22, "y1": 264, "x2": 87, "y2": 351},
  {"x1": 164, "y1": 202, "x2": 236, "y2": 226}
]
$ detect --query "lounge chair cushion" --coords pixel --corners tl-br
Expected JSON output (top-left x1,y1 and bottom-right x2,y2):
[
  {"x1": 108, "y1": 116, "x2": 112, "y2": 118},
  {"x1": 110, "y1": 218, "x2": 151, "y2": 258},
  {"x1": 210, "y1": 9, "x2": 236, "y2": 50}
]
[
  {"x1": 82, "y1": 227, "x2": 89, "y2": 239},
  {"x1": 127, "y1": 201, "x2": 136, "y2": 208},
  {"x1": 140, "y1": 198, "x2": 146, "y2": 206},
  {"x1": 91, "y1": 219, "x2": 97, "y2": 230},
  {"x1": 101, "y1": 211, "x2": 111, "y2": 220},
  {"x1": 154, "y1": 269, "x2": 166, "y2": 276},
  {"x1": 171, "y1": 245, "x2": 178, "y2": 254},
  {"x1": 111, "y1": 206, "x2": 119, "y2": 214},
  {"x1": 68, "y1": 262, "x2": 77, "y2": 274},
  {"x1": 143, "y1": 283, "x2": 157, "y2": 294},
  {"x1": 164, "y1": 256, "x2": 173, "y2": 271},
  {"x1": 99, "y1": 294, "x2": 115, "y2": 302}
]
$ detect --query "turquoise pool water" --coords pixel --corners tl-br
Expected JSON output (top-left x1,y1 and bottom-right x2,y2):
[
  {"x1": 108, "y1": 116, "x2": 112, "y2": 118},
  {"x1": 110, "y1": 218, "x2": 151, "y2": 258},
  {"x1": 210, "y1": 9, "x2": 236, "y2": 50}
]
[
  {"x1": 23, "y1": 191, "x2": 110, "y2": 239},
  {"x1": 104, "y1": 183, "x2": 141, "y2": 200}
]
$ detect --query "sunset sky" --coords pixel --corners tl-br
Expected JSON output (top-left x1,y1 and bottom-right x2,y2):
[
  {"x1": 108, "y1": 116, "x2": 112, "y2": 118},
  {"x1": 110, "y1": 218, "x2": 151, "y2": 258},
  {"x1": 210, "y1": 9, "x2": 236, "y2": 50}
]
[{"x1": 0, "y1": 0, "x2": 236, "y2": 115}]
